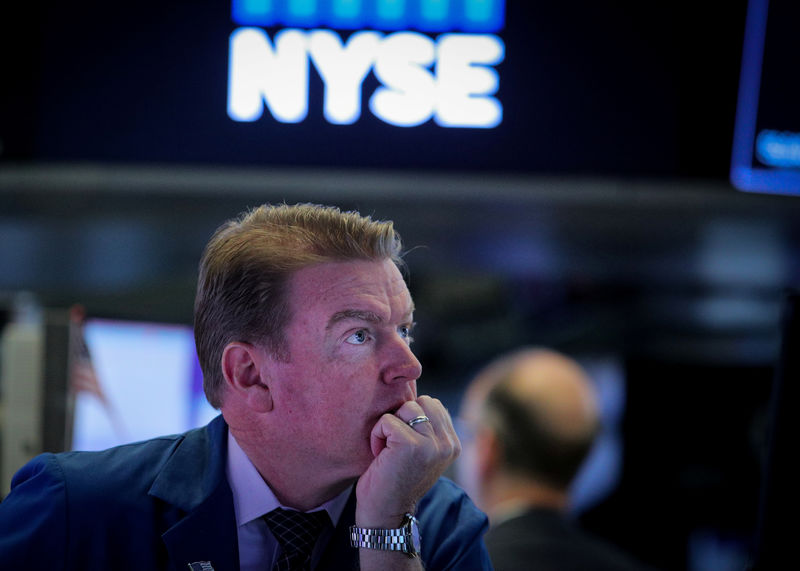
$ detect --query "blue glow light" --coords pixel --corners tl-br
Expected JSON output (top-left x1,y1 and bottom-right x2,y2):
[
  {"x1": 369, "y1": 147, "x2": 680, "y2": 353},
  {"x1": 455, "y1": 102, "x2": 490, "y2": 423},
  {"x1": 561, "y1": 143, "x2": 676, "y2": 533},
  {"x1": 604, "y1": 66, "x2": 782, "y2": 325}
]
[
  {"x1": 376, "y1": 0, "x2": 404, "y2": 20},
  {"x1": 756, "y1": 130, "x2": 800, "y2": 168},
  {"x1": 421, "y1": 0, "x2": 448, "y2": 21},
  {"x1": 373, "y1": 0, "x2": 408, "y2": 29},
  {"x1": 287, "y1": 0, "x2": 318, "y2": 27},
  {"x1": 461, "y1": 0, "x2": 504, "y2": 32},
  {"x1": 231, "y1": 0, "x2": 505, "y2": 32},
  {"x1": 289, "y1": 0, "x2": 316, "y2": 17},
  {"x1": 333, "y1": 0, "x2": 360, "y2": 18},
  {"x1": 232, "y1": 0, "x2": 275, "y2": 26},
  {"x1": 328, "y1": 0, "x2": 363, "y2": 28}
]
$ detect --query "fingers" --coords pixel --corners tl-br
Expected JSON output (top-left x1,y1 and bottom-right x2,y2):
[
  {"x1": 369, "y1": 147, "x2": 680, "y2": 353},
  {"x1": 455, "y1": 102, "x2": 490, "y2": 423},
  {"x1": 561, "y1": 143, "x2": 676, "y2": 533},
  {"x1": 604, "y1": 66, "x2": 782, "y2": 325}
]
[
  {"x1": 358, "y1": 395, "x2": 462, "y2": 524},
  {"x1": 393, "y1": 395, "x2": 461, "y2": 461},
  {"x1": 407, "y1": 415, "x2": 431, "y2": 429},
  {"x1": 418, "y1": 395, "x2": 458, "y2": 442},
  {"x1": 371, "y1": 395, "x2": 461, "y2": 463},
  {"x1": 395, "y1": 399, "x2": 435, "y2": 435},
  {"x1": 419, "y1": 395, "x2": 462, "y2": 462},
  {"x1": 395, "y1": 396, "x2": 455, "y2": 436}
]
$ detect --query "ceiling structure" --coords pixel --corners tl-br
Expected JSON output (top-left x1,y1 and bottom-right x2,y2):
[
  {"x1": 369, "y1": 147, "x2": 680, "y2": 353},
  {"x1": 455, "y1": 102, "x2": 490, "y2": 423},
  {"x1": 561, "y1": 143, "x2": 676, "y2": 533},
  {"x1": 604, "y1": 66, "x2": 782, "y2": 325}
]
[{"x1": 2, "y1": 164, "x2": 798, "y2": 388}]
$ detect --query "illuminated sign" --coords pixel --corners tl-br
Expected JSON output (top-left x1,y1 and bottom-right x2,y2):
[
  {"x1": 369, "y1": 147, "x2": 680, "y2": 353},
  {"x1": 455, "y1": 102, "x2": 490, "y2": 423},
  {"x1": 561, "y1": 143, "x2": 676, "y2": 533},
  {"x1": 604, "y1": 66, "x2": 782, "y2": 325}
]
[{"x1": 227, "y1": 0, "x2": 506, "y2": 128}]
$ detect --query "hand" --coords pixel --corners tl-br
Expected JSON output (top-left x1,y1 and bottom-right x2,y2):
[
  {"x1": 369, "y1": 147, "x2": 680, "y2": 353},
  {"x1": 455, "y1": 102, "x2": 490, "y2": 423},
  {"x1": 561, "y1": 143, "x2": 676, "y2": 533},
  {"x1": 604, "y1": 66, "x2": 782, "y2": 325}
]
[{"x1": 355, "y1": 395, "x2": 461, "y2": 527}]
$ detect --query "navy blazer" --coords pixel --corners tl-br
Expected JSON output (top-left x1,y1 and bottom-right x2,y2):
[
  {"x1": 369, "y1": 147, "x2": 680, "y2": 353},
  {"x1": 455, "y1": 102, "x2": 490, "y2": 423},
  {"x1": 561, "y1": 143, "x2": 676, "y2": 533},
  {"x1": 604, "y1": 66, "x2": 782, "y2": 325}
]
[{"x1": 0, "y1": 415, "x2": 491, "y2": 571}]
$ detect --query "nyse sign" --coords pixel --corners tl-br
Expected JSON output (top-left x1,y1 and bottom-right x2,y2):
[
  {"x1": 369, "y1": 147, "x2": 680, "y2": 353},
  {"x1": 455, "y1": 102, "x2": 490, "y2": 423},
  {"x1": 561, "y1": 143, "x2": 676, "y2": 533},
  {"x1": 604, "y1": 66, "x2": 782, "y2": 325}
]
[
  {"x1": 228, "y1": 29, "x2": 504, "y2": 127},
  {"x1": 226, "y1": 1, "x2": 506, "y2": 128}
]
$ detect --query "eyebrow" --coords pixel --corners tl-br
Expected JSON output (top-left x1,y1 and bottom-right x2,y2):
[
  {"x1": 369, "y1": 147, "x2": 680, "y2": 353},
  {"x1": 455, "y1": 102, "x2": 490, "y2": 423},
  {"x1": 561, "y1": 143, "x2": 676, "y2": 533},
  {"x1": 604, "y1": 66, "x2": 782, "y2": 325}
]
[
  {"x1": 327, "y1": 305, "x2": 415, "y2": 330},
  {"x1": 328, "y1": 310, "x2": 382, "y2": 329}
]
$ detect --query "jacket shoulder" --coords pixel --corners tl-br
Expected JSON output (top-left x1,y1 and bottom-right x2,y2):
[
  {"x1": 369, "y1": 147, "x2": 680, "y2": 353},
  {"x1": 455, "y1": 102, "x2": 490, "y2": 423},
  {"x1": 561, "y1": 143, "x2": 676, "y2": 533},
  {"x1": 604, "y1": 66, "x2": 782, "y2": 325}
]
[
  {"x1": 30, "y1": 432, "x2": 190, "y2": 499},
  {"x1": 0, "y1": 418, "x2": 228, "y2": 571},
  {"x1": 417, "y1": 478, "x2": 492, "y2": 571}
]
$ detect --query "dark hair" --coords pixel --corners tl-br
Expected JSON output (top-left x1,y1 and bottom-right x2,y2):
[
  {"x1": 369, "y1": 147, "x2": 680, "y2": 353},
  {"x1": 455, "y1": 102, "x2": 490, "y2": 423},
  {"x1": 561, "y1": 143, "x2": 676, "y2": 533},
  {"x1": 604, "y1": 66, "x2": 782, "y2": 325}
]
[
  {"x1": 484, "y1": 382, "x2": 598, "y2": 489},
  {"x1": 194, "y1": 203, "x2": 403, "y2": 408}
]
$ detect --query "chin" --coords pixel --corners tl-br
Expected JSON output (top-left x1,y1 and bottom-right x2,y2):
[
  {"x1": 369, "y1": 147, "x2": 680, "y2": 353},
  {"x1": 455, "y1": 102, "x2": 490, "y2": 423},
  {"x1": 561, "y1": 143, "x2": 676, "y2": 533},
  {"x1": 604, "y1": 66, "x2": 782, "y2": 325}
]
[
  {"x1": 348, "y1": 444, "x2": 375, "y2": 475},
  {"x1": 327, "y1": 440, "x2": 372, "y2": 476}
]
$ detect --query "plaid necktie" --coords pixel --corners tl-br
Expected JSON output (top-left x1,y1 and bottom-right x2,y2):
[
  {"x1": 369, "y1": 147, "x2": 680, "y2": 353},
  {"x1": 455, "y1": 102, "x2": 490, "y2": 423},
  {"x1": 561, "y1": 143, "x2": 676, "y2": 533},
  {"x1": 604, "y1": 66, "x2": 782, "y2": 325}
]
[{"x1": 263, "y1": 507, "x2": 331, "y2": 571}]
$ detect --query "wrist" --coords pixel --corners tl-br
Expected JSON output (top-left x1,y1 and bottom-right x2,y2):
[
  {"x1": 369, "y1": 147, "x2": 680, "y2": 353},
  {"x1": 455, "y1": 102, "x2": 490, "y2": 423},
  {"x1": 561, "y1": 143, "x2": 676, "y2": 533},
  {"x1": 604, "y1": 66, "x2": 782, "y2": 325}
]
[
  {"x1": 355, "y1": 504, "x2": 416, "y2": 529},
  {"x1": 350, "y1": 513, "x2": 421, "y2": 558}
]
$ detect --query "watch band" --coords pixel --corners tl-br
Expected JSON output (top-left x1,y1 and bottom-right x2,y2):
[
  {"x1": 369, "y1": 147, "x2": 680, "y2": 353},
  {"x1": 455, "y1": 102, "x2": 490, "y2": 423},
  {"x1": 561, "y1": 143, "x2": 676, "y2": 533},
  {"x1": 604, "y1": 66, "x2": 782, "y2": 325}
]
[{"x1": 349, "y1": 513, "x2": 420, "y2": 557}]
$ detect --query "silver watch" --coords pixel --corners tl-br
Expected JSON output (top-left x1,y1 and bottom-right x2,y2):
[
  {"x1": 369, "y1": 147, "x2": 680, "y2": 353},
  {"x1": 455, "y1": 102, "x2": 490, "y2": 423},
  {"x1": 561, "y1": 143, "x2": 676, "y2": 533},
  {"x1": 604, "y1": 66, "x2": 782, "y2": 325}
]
[{"x1": 349, "y1": 513, "x2": 421, "y2": 558}]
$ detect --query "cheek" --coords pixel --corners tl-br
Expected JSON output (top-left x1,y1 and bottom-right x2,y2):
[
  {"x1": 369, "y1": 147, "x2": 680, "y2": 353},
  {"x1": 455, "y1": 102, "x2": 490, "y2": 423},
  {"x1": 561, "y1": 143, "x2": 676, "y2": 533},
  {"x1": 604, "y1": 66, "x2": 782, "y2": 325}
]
[
  {"x1": 326, "y1": 344, "x2": 367, "y2": 367},
  {"x1": 307, "y1": 371, "x2": 363, "y2": 414}
]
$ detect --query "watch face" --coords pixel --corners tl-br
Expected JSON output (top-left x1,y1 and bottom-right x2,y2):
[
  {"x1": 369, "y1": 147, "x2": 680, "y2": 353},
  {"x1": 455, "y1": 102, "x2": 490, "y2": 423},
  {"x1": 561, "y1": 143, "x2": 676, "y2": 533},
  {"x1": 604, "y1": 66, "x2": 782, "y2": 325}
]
[{"x1": 409, "y1": 517, "x2": 421, "y2": 554}]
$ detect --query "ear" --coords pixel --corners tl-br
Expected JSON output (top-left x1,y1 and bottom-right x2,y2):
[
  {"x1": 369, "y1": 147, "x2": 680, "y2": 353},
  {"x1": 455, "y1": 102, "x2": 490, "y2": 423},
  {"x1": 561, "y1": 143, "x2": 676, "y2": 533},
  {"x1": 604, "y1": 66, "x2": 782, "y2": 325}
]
[
  {"x1": 475, "y1": 426, "x2": 502, "y2": 480},
  {"x1": 221, "y1": 342, "x2": 273, "y2": 413}
]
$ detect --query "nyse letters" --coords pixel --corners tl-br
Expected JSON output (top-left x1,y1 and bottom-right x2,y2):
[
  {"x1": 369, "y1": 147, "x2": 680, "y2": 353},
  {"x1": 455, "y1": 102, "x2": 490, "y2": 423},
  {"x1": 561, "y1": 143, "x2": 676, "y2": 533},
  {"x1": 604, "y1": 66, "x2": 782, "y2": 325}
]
[{"x1": 228, "y1": 28, "x2": 504, "y2": 128}]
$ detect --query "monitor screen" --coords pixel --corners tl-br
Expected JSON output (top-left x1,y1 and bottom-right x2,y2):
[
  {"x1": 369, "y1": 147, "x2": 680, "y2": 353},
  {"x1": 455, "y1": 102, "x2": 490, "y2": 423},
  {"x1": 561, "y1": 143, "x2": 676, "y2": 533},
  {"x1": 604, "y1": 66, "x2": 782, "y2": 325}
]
[
  {"x1": 731, "y1": 0, "x2": 800, "y2": 194},
  {"x1": 71, "y1": 318, "x2": 218, "y2": 451}
]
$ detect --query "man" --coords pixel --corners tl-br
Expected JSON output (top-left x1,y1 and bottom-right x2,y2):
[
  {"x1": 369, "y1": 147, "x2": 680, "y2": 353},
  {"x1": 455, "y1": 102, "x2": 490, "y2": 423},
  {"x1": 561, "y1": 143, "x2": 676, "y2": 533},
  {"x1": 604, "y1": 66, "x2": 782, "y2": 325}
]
[
  {"x1": 0, "y1": 203, "x2": 491, "y2": 570},
  {"x1": 457, "y1": 348, "x2": 648, "y2": 571}
]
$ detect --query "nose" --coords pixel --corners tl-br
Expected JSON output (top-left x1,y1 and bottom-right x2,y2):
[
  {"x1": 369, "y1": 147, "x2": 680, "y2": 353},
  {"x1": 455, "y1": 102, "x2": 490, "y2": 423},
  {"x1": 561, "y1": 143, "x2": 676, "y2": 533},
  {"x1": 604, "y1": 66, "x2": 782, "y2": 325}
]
[{"x1": 382, "y1": 335, "x2": 422, "y2": 385}]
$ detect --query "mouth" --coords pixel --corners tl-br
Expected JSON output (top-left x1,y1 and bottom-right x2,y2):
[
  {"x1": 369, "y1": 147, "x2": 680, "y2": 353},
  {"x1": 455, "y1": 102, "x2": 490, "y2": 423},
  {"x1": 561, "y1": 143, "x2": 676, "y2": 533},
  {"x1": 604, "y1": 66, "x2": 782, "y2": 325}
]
[
  {"x1": 384, "y1": 397, "x2": 413, "y2": 417},
  {"x1": 370, "y1": 390, "x2": 417, "y2": 427}
]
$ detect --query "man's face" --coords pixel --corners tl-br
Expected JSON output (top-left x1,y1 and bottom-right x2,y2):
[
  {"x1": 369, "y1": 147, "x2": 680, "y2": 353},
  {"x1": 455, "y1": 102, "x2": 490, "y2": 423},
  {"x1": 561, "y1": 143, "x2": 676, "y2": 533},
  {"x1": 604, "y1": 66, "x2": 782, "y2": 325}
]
[{"x1": 263, "y1": 258, "x2": 421, "y2": 479}]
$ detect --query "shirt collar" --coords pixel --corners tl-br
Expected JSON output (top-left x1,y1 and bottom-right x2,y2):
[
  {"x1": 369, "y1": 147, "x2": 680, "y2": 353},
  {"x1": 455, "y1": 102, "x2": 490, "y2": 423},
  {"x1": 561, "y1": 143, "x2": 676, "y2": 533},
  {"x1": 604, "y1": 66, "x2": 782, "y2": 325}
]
[{"x1": 226, "y1": 430, "x2": 351, "y2": 527}]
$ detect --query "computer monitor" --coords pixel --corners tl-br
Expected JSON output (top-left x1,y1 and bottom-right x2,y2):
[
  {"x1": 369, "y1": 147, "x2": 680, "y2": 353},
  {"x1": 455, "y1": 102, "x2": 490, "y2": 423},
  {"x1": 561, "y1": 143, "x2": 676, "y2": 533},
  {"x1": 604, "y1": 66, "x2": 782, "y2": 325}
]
[
  {"x1": 71, "y1": 317, "x2": 218, "y2": 451},
  {"x1": 731, "y1": 0, "x2": 800, "y2": 194}
]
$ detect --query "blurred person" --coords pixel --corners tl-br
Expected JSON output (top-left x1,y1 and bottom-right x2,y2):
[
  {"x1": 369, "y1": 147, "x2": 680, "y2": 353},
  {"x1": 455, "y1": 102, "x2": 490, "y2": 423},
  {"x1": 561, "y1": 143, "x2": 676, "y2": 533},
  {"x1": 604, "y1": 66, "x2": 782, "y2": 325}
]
[
  {"x1": 457, "y1": 347, "x2": 649, "y2": 571},
  {"x1": 0, "y1": 203, "x2": 491, "y2": 571}
]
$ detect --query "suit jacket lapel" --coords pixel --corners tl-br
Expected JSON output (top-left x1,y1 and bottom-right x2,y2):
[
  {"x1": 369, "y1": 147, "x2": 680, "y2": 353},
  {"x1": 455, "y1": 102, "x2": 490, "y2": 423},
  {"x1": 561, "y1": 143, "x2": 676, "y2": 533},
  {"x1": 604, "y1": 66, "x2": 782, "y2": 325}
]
[
  {"x1": 149, "y1": 415, "x2": 239, "y2": 571},
  {"x1": 160, "y1": 481, "x2": 239, "y2": 571}
]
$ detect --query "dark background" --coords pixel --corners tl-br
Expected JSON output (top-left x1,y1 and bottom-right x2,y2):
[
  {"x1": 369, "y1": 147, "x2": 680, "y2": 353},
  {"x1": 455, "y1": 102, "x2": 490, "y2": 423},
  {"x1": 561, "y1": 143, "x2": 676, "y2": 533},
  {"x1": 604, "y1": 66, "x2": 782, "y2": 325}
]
[
  {"x1": 1, "y1": 1, "x2": 729, "y2": 176},
  {"x1": 2, "y1": 1, "x2": 796, "y2": 569}
]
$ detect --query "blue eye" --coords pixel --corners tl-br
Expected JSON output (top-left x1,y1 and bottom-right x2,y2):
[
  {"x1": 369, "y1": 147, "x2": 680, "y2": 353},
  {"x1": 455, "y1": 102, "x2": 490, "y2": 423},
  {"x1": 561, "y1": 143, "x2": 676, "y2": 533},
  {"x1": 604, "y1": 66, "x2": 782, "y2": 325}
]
[
  {"x1": 346, "y1": 330, "x2": 368, "y2": 345},
  {"x1": 398, "y1": 325, "x2": 414, "y2": 343}
]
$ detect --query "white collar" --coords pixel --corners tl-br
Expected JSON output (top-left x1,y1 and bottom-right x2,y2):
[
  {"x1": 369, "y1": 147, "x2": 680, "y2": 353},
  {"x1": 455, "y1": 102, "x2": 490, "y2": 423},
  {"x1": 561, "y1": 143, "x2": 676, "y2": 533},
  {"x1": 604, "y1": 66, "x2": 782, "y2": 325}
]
[{"x1": 226, "y1": 430, "x2": 351, "y2": 527}]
